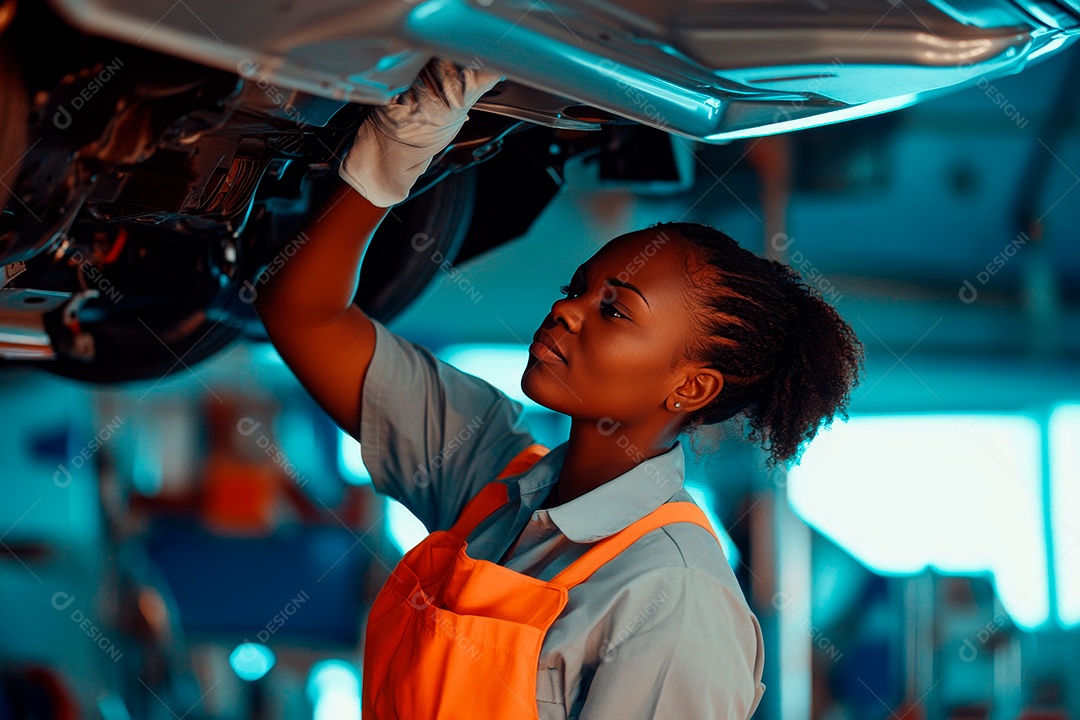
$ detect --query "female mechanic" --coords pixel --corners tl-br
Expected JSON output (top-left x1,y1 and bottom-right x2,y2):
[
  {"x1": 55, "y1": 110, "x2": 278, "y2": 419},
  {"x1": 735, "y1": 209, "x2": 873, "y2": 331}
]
[{"x1": 252, "y1": 59, "x2": 864, "y2": 720}]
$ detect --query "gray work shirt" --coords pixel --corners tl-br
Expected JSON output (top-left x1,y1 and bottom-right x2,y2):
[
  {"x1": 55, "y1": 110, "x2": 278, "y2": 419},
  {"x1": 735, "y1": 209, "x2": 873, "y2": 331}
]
[{"x1": 357, "y1": 316, "x2": 766, "y2": 719}]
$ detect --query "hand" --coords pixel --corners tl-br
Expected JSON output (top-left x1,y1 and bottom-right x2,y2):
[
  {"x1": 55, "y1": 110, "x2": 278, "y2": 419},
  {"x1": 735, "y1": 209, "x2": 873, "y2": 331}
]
[{"x1": 338, "y1": 58, "x2": 504, "y2": 207}]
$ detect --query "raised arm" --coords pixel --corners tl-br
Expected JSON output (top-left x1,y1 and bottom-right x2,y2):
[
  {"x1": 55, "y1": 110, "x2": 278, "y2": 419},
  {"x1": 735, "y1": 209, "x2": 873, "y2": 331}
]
[
  {"x1": 252, "y1": 187, "x2": 387, "y2": 439},
  {"x1": 252, "y1": 59, "x2": 503, "y2": 440}
]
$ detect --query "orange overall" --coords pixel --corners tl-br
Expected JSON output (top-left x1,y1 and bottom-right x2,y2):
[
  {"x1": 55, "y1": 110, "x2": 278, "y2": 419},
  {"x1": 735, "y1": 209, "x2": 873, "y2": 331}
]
[{"x1": 361, "y1": 443, "x2": 723, "y2": 719}]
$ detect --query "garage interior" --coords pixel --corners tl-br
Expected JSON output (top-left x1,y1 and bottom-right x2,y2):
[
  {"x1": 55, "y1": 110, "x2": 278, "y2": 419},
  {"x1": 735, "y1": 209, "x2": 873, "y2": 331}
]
[{"x1": 1, "y1": 26, "x2": 1079, "y2": 720}]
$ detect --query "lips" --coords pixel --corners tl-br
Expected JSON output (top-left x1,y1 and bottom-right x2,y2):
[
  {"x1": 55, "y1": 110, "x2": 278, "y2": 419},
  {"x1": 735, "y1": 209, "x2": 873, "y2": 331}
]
[{"x1": 532, "y1": 329, "x2": 567, "y2": 363}]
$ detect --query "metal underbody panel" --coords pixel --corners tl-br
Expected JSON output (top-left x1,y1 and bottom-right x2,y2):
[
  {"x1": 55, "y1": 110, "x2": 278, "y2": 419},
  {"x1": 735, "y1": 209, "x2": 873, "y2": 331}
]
[{"x1": 50, "y1": 0, "x2": 1080, "y2": 142}]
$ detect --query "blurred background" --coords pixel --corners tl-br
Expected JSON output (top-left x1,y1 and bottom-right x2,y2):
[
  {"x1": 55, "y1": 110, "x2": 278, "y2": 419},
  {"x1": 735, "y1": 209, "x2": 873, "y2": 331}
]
[{"x1": 2, "y1": 33, "x2": 1080, "y2": 720}]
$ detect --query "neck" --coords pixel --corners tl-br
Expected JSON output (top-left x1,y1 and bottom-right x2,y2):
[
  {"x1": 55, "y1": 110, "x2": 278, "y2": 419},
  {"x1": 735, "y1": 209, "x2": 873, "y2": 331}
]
[{"x1": 551, "y1": 418, "x2": 679, "y2": 505}]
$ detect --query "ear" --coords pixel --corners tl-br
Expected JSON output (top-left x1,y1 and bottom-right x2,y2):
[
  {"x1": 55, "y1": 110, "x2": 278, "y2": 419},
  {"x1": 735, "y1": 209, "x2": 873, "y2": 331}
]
[{"x1": 668, "y1": 368, "x2": 724, "y2": 413}]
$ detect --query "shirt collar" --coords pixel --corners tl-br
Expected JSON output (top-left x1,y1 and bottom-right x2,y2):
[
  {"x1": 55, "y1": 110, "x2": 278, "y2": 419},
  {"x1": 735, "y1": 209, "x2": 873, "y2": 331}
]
[{"x1": 511, "y1": 440, "x2": 687, "y2": 543}]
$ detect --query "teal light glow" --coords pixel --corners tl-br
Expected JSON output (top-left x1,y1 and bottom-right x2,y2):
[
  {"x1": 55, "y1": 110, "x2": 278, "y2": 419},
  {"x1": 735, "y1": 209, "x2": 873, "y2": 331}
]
[
  {"x1": 684, "y1": 483, "x2": 741, "y2": 571},
  {"x1": 1050, "y1": 404, "x2": 1080, "y2": 627},
  {"x1": 787, "y1": 414, "x2": 1048, "y2": 629},
  {"x1": 1026, "y1": 35, "x2": 1071, "y2": 63},
  {"x1": 435, "y1": 344, "x2": 539, "y2": 409},
  {"x1": 386, "y1": 496, "x2": 430, "y2": 554},
  {"x1": 229, "y1": 643, "x2": 275, "y2": 681},
  {"x1": 306, "y1": 659, "x2": 361, "y2": 720},
  {"x1": 706, "y1": 93, "x2": 922, "y2": 141},
  {"x1": 254, "y1": 343, "x2": 284, "y2": 365},
  {"x1": 338, "y1": 430, "x2": 372, "y2": 486}
]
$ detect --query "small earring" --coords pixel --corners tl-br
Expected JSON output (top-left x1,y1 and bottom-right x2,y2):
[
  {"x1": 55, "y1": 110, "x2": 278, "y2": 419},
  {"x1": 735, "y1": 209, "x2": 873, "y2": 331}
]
[{"x1": 674, "y1": 402, "x2": 681, "y2": 409}]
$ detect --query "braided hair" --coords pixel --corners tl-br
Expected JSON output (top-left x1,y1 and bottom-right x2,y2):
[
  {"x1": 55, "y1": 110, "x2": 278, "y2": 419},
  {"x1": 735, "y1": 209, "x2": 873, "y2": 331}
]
[{"x1": 656, "y1": 221, "x2": 865, "y2": 469}]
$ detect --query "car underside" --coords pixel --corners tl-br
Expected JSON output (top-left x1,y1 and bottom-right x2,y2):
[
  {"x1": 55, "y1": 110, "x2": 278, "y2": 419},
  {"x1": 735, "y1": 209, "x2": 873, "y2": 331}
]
[{"x1": 0, "y1": 0, "x2": 1076, "y2": 382}]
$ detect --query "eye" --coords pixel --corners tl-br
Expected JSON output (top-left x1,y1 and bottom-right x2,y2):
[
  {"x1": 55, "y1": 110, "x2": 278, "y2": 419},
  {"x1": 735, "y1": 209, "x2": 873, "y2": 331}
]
[
  {"x1": 558, "y1": 279, "x2": 626, "y2": 320},
  {"x1": 600, "y1": 302, "x2": 625, "y2": 319}
]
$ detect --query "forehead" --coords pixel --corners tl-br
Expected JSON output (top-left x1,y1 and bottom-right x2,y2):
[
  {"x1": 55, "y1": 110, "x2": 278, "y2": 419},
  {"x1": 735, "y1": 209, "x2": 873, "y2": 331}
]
[{"x1": 585, "y1": 229, "x2": 690, "y2": 277}]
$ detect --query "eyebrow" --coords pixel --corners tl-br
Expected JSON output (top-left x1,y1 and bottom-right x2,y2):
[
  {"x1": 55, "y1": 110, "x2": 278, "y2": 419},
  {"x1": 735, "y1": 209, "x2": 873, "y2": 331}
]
[
  {"x1": 606, "y1": 278, "x2": 650, "y2": 309},
  {"x1": 577, "y1": 263, "x2": 651, "y2": 310}
]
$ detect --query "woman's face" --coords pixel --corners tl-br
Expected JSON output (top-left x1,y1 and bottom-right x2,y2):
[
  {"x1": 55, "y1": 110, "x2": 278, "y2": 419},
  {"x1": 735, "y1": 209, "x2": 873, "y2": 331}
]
[{"x1": 521, "y1": 229, "x2": 706, "y2": 424}]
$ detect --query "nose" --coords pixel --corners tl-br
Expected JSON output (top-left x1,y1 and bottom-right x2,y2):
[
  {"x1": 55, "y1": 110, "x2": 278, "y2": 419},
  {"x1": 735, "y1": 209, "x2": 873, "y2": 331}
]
[{"x1": 549, "y1": 294, "x2": 583, "y2": 334}]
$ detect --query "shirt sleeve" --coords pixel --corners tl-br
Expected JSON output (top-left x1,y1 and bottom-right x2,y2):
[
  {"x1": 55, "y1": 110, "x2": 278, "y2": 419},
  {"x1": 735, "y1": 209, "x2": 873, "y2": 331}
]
[
  {"x1": 579, "y1": 567, "x2": 766, "y2": 720},
  {"x1": 356, "y1": 316, "x2": 537, "y2": 533}
]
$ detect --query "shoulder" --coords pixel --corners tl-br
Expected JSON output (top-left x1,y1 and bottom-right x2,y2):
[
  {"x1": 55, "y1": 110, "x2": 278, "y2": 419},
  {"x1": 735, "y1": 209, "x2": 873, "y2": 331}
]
[
  {"x1": 595, "y1": 503, "x2": 763, "y2": 665},
  {"x1": 566, "y1": 491, "x2": 766, "y2": 715},
  {"x1": 590, "y1": 559, "x2": 766, "y2": 720},
  {"x1": 575, "y1": 490, "x2": 754, "y2": 629},
  {"x1": 601, "y1": 489, "x2": 739, "y2": 588}
]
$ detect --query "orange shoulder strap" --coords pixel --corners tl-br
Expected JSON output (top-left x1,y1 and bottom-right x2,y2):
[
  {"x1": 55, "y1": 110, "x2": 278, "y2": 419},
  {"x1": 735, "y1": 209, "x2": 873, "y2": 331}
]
[
  {"x1": 448, "y1": 443, "x2": 550, "y2": 537},
  {"x1": 495, "y1": 443, "x2": 550, "y2": 480},
  {"x1": 549, "y1": 501, "x2": 721, "y2": 591}
]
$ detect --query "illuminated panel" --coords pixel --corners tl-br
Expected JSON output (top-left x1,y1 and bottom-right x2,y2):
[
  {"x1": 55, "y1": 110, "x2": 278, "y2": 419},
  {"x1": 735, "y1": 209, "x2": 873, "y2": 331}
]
[
  {"x1": 787, "y1": 414, "x2": 1047, "y2": 629},
  {"x1": 1050, "y1": 404, "x2": 1080, "y2": 626}
]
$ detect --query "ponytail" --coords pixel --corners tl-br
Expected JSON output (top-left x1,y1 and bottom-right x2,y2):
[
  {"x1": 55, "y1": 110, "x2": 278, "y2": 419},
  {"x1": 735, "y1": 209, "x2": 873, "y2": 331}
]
[
  {"x1": 740, "y1": 262, "x2": 864, "y2": 468},
  {"x1": 654, "y1": 221, "x2": 865, "y2": 469}
]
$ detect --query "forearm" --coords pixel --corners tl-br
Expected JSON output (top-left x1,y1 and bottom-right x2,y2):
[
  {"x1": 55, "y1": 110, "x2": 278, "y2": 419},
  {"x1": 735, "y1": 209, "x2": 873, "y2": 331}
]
[
  {"x1": 252, "y1": 183, "x2": 390, "y2": 327},
  {"x1": 253, "y1": 59, "x2": 500, "y2": 326}
]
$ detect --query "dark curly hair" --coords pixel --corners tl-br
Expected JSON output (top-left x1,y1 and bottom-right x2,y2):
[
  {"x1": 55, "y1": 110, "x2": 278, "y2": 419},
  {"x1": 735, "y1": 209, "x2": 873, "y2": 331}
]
[{"x1": 653, "y1": 221, "x2": 865, "y2": 469}]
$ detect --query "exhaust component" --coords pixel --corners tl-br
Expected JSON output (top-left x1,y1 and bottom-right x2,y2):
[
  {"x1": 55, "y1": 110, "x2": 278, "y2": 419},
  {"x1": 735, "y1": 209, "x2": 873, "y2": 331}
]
[
  {"x1": 0, "y1": 284, "x2": 69, "y2": 360},
  {"x1": 0, "y1": 261, "x2": 98, "y2": 361}
]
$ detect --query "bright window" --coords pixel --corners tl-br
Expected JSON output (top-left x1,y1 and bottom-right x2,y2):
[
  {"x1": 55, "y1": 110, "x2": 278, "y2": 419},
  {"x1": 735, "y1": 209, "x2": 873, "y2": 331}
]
[
  {"x1": 1050, "y1": 404, "x2": 1080, "y2": 627},
  {"x1": 787, "y1": 414, "x2": 1047, "y2": 629}
]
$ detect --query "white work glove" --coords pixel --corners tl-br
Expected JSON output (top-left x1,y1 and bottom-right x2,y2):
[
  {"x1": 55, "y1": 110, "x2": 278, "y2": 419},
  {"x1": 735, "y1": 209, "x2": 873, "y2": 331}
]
[{"x1": 338, "y1": 59, "x2": 505, "y2": 207}]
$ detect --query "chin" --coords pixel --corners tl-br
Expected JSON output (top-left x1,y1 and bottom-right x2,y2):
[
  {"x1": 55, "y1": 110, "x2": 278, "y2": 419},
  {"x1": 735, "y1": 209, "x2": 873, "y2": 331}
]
[{"x1": 520, "y1": 360, "x2": 576, "y2": 414}]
